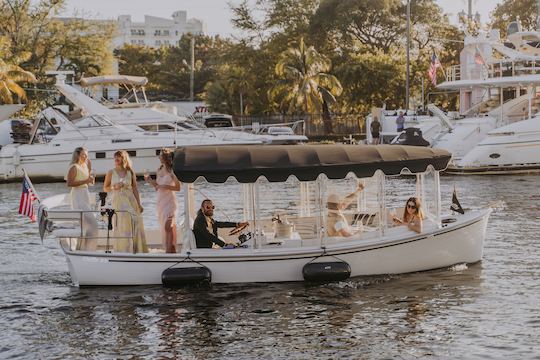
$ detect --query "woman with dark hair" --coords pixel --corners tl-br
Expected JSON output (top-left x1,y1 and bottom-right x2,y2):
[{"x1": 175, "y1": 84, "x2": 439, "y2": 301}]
[
  {"x1": 103, "y1": 150, "x2": 148, "y2": 253},
  {"x1": 145, "y1": 148, "x2": 181, "y2": 253},
  {"x1": 393, "y1": 197, "x2": 424, "y2": 233},
  {"x1": 66, "y1": 147, "x2": 98, "y2": 250}
]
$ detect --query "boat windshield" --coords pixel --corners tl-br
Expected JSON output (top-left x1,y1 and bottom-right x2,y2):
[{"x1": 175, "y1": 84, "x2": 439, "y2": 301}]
[
  {"x1": 177, "y1": 121, "x2": 204, "y2": 130},
  {"x1": 74, "y1": 115, "x2": 114, "y2": 128}
]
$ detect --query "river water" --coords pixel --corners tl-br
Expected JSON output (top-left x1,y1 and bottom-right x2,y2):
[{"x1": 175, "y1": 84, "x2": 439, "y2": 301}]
[{"x1": 0, "y1": 176, "x2": 539, "y2": 359}]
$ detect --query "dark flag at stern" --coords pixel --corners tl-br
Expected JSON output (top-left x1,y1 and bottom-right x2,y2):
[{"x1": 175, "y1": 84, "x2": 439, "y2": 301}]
[{"x1": 450, "y1": 188, "x2": 465, "y2": 214}]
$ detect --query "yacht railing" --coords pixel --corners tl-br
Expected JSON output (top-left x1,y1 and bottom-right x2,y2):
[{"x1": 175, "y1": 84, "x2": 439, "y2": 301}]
[{"x1": 445, "y1": 59, "x2": 540, "y2": 82}]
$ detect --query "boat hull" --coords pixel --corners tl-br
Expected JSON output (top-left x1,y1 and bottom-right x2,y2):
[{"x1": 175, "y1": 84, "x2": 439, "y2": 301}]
[{"x1": 62, "y1": 209, "x2": 491, "y2": 286}]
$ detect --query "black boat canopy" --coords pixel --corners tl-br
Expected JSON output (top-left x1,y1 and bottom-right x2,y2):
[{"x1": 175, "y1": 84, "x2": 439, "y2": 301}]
[{"x1": 172, "y1": 144, "x2": 451, "y2": 183}]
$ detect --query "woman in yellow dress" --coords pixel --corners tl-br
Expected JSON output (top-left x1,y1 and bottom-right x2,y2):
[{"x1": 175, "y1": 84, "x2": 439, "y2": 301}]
[{"x1": 103, "y1": 150, "x2": 148, "y2": 253}]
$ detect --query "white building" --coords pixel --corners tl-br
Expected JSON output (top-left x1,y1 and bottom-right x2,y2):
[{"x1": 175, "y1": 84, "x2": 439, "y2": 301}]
[{"x1": 114, "y1": 10, "x2": 206, "y2": 48}]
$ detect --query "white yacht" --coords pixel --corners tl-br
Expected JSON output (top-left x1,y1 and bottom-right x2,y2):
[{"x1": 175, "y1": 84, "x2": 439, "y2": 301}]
[
  {"x1": 0, "y1": 106, "x2": 261, "y2": 183},
  {"x1": 367, "y1": 21, "x2": 540, "y2": 174},
  {"x1": 436, "y1": 22, "x2": 540, "y2": 174},
  {"x1": 73, "y1": 75, "x2": 307, "y2": 145}
]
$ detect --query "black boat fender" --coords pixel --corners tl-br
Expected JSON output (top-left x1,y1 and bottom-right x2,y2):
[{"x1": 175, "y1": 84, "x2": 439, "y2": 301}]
[
  {"x1": 161, "y1": 252, "x2": 212, "y2": 287},
  {"x1": 302, "y1": 247, "x2": 351, "y2": 282}
]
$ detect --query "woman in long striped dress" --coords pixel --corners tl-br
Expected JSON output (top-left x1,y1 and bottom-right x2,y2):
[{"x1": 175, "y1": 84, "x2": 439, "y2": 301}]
[{"x1": 103, "y1": 150, "x2": 148, "y2": 253}]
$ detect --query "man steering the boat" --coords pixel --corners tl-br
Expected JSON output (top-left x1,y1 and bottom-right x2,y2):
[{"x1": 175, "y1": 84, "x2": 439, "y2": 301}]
[{"x1": 193, "y1": 199, "x2": 249, "y2": 248}]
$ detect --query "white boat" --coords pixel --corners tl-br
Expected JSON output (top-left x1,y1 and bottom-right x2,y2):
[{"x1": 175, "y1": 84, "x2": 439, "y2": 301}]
[
  {"x1": 0, "y1": 105, "x2": 261, "y2": 183},
  {"x1": 366, "y1": 21, "x2": 540, "y2": 174},
  {"x1": 73, "y1": 75, "x2": 307, "y2": 145},
  {"x1": 38, "y1": 144, "x2": 492, "y2": 286}
]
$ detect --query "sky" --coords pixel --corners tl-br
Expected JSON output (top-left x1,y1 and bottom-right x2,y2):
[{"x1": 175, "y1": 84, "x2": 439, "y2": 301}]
[{"x1": 60, "y1": 0, "x2": 503, "y2": 37}]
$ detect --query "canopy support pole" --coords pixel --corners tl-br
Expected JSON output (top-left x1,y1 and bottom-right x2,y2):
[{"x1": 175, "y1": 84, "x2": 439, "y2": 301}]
[
  {"x1": 434, "y1": 171, "x2": 442, "y2": 227},
  {"x1": 377, "y1": 171, "x2": 386, "y2": 237},
  {"x1": 183, "y1": 184, "x2": 194, "y2": 251},
  {"x1": 315, "y1": 176, "x2": 325, "y2": 247}
]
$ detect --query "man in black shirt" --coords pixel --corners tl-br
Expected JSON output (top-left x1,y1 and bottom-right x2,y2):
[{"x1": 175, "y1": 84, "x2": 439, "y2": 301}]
[{"x1": 192, "y1": 199, "x2": 249, "y2": 248}]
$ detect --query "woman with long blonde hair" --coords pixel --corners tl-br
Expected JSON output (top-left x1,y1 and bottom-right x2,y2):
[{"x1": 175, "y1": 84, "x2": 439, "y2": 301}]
[
  {"x1": 66, "y1": 147, "x2": 98, "y2": 250},
  {"x1": 103, "y1": 150, "x2": 148, "y2": 253},
  {"x1": 145, "y1": 148, "x2": 181, "y2": 253}
]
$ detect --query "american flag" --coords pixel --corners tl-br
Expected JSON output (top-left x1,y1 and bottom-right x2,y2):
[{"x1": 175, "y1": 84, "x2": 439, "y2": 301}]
[
  {"x1": 428, "y1": 52, "x2": 442, "y2": 86},
  {"x1": 474, "y1": 47, "x2": 485, "y2": 66},
  {"x1": 18, "y1": 172, "x2": 40, "y2": 222}
]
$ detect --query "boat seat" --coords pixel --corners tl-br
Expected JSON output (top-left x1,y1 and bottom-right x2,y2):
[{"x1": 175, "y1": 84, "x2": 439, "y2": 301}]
[{"x1": 290, "y1": 217, "x2": 318, "y2": 239}]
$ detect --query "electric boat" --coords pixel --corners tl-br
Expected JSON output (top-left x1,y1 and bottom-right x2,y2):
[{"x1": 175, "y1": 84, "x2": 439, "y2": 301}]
[{"x1": 37, "y1": 144, "x2": 492, "y2": 286}]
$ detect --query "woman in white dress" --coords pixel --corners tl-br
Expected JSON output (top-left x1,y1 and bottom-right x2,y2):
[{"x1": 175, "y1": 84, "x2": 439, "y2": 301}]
[
  {"x1": 65, "y1": 147, "x2": 98, "y2": 251},
  {"x1": 145, "y1": 148, "x2": 181, "y2": 253}
]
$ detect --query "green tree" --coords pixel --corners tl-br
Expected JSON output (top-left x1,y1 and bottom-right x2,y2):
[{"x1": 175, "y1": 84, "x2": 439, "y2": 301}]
[
  {"x1": 0, "y1": 39, "x2": 36, "y2": 104},
  {"x1": 334, "y1": 51, "x2": 405, "y2": 114},
  {"x1": 270, "y1": 38, "x2": 342, "y2": 133},
  {"x1": 489, "y1": 0, "x2": 537, "y2": 38}
]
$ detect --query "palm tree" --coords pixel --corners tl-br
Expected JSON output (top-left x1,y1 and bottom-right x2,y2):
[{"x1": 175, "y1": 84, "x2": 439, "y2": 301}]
[
  {"x1": 0, "y1": 60, "x2": 36, "y2": 104},
  {"x1": 226, "y1": 65, "x2": 254, "y2": 119},
  {"x1": 270, "y1": 38, "x2": 342, "y2": 134}
]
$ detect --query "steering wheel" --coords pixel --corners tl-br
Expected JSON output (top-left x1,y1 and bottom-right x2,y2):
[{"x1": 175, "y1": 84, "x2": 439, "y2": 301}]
[{"x1": 228, "y1": 223, "x2": 249, "y2": 236}]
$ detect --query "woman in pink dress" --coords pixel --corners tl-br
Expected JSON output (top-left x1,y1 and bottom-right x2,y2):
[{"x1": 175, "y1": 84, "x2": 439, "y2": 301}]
[{"x1": 145, "y1": 149, "x2": 181, "y2": 253}]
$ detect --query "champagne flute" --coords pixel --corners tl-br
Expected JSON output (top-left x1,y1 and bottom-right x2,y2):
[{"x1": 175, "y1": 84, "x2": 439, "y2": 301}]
[
  {"x1": 143, "y1": 168, "x2": 150, "y2": 184},
  {"x1": 89, "y1": 170, "x2": 95, "y2": 186}
]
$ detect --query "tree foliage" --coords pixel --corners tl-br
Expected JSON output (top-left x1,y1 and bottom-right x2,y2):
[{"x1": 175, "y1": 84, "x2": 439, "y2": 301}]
[
  {"x1": 0, "y1": 0, "x2": 115, "y2": 112},
  {"x1": 489, "y1": 0, "x2": 537, "y2": 38},
  {"x1": 269, "y1": 38, "x2": 342, "y2": 115},
  {"x1": 0, "y1": 37, "x2": 36, "y2": 104}
]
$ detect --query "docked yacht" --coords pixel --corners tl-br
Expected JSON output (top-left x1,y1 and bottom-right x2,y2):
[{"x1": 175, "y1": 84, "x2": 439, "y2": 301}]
[
  {"x1": 367, "y1": 21, "x2": 540, "y2": 174},
  {"x1": 73, "y1": 75, "x2": 307, "y2": 145},
  {"x1": 37, "y1": 144, "x2": 492, "y2": 286},
  {"x1": 0, "y1": 106, "x2": 261, "y2": 183},
  {"x1": 436, "y1": 22, "x2": 540, "y2": 174}
]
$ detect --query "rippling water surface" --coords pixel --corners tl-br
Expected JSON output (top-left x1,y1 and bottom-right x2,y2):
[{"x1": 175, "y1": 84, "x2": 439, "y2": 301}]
[{"x1": 1, "y1": 176, "x2": 539, "y2": 359}]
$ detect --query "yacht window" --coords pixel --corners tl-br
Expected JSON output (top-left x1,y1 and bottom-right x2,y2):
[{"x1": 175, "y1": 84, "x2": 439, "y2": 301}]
[
  {"x1": 95, "y1": 152, "x2": 106, "y2": 159},
  {"x1": 128, "y1": 151, "x2": 136, "y2": 157},
  {"x1": 156, "y1": 149, "x2": 161, "y2": 156},
  {"x1": 159, "y1": 125, "x2": 175, "y2": 131},
  {"x1": 177, "y1": 123, "x2": 197, "y2": 130},
  {"x1": 75, "y1": 115, "x2": 113, "y2": 128},
  {"x1": 139, "y1": 125, "x2": 159, "y2": 132}
]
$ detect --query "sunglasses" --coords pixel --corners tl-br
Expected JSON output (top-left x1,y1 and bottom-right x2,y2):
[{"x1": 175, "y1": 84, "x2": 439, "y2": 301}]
[
  {"x1": 204, "y1": 205, "x2": 215, "y2": 209},
  {"x1": 407, "y1": 203, "x2": 417, "y2": 209}
]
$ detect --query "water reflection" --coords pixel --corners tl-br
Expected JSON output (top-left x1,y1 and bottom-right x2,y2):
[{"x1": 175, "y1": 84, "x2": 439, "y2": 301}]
[{"x1": 37, "y1": 263, "x2": 483, "y2": 358}]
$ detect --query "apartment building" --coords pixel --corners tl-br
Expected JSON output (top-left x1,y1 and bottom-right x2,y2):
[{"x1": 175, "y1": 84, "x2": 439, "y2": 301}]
[{"x1": 115, "y1": 10, "x2": 206, "y2": 48}]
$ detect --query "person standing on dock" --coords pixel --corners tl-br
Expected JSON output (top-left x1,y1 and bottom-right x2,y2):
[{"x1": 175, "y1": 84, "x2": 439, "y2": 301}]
[
  {"x1": 370, "y1": 117, "x2": 381, "y2": 145},
  {"x1": 65, "y1": 147, "x2": 98, "y2": 251},
  {"x1": 396, "y1": 111, "x2": 405, "y2": 132}
]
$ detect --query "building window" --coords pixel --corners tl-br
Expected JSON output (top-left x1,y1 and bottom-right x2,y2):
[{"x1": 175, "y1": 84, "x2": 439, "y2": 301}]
[
  {"x1": 131, "y1": 40, "x2": 137, "y2": 44},
  {"x1": 154, "y1": 29, "x2": 161, "y2": 36},
  {"x1": 155, "y1": 40, "x2": 161, "y2": 46},
  {"x1": 175, "y1": 30, "x2": 178, "y2": 36},
  {"x1": 164, "y1": 30, "x2": 170, "y2": 36}
]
